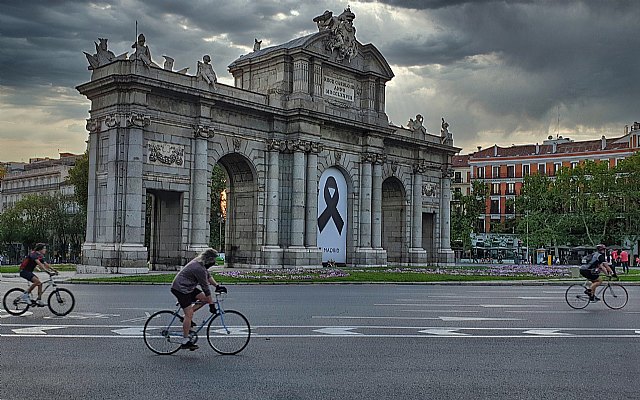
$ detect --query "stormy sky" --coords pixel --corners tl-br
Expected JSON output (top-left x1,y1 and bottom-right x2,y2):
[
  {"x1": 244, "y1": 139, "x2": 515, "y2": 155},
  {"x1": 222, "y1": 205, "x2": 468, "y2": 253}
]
[{"x1": 0, "y1": 0, "x2": 638, "y2": 161}]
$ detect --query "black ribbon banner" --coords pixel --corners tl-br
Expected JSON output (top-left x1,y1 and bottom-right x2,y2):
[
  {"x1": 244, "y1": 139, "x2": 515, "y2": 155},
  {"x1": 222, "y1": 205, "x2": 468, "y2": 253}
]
[{"x1": 318, "y1": 176, "x2": 345, "y2": 234}]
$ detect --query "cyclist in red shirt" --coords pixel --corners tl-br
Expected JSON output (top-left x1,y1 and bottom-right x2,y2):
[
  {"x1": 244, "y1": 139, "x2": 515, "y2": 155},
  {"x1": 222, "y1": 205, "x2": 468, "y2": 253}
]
[{"x1": 19, "y1": 243, "x2": 59, "y2": 306}]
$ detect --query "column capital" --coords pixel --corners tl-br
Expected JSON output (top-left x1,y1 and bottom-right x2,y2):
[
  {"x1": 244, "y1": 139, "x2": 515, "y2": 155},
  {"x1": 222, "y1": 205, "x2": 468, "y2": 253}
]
[
  {"x1": 306, "y1": 141, "x2": 324, "y2": 154},
  {"x1": 193, "y1": 124, "x2": 213, "y2": 139},
  {"x1": 104, "y1": 113, "x2": 121, "y2": 128},
  {"x1": 413, "y1": 160, "x2": 427, "y2": 174},
  {"x1": 283, "y1": 139, "x2": 307, "y2": 153},
  {"x1": 126, "y1": 113, "x2": 150, "y2": 128},
  {"x1": 266, "y1": 138, "x2": 284, "y2": 152},
  {"x1": 86, "y1": 118, "x2": 101, "y2": 133},
  {"x1": 441, "y1": 165, "x2": 454, "y2": 178}
]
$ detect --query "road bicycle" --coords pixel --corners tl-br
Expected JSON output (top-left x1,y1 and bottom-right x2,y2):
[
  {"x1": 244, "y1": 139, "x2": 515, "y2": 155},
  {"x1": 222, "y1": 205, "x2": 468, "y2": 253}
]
[
  {"x1": 143, "y1": 288, "x2": 250, "y2": 355},
  {"x1": 2, "y1": 272, "x2": 75, "y2": 316},
  {"x1": 565, "y1": 275, "x2": 628, "y2": 310}
]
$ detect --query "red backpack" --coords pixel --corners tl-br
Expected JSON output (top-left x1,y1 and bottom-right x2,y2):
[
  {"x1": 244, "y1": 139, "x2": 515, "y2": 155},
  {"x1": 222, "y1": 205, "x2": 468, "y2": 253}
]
[{"x1": 19, "y1": 257, "x2": 30, "y2": 270}]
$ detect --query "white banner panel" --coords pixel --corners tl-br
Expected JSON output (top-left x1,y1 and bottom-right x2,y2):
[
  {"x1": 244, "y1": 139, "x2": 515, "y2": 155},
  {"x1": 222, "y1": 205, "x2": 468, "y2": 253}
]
[{"x1": 317, "y1": 167, "x2": 348, "y2": 263}]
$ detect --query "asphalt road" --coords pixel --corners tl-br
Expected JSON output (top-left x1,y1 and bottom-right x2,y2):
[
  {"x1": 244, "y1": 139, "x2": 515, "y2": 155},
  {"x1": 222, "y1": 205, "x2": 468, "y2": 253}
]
[{"x1": 1, "y1": 277, "x2": 639, "y2": 400}]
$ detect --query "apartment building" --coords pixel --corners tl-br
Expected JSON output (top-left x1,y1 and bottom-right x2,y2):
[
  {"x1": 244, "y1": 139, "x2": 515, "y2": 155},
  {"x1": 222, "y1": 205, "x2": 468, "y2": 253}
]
[{"x1": 0, "y1": 153, "x2": 81, "y2": 212}]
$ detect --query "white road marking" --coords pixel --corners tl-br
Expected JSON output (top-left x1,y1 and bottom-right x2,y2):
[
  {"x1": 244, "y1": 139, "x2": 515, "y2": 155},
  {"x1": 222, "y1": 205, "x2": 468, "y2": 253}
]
[
  {"x1": 0, "y1": 310, "x2": 33, "y2": 318},
  {"x1": 12, "y1": 326, "x2": 66, "y2": 335},
  {"x1": 438, "y1": 316, "x2": 522, "y2": 321},
  {"x1": 112, "y1": 327, "x2": 145, "y2": 336},
  {"x1": 523, "y1": 329, "x2": 571, "y2": 336},
  {"x1": 399, "y1": 310, "x2": 480, "y2": 313},
  {"x1": 44, "y1": 312, "x2": 120, "y2": 320},
  {"x1": 312, "y1": 327, "x2": 362, "y2": 335},
  {"x1": 419, "y1": 328, "x2": 469, "y2": 336},
  {"x1": 480, "y1": 305, "x2": 547, "y2": 308},
  {"x1": 120, "y1": 312, "x2": 151, "y2": 323}
]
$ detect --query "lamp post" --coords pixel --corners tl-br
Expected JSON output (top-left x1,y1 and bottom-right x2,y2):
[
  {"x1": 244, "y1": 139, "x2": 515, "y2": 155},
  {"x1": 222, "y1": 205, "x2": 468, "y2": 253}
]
[
  {"x1": 218, "y1": 213, "x2": 223, "y2": 251},
  {"x1": 526, "y1": 210, "x2": 529, "y2": 264}
]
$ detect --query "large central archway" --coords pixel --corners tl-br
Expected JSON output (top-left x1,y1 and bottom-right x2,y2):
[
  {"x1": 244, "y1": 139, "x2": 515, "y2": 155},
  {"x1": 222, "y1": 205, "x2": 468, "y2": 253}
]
[
  {"x1": 216, "y1": 153, "x2": 258, "y2": 268},
  {"x1": 382, "y1": 177, "x2": 407, "y2": 264}
]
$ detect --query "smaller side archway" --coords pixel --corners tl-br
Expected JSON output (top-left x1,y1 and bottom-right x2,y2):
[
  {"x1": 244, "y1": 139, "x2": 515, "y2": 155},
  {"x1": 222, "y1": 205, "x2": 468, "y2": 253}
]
[{"x1": 382, "y1": 177, "x2": 407, "y2": 264}]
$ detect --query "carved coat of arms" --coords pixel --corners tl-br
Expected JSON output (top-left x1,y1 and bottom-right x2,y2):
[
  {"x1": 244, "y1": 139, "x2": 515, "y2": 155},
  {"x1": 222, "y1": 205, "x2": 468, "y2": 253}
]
[{"x1": 314, "y1": 7, "x2": 358, "y2": 63}]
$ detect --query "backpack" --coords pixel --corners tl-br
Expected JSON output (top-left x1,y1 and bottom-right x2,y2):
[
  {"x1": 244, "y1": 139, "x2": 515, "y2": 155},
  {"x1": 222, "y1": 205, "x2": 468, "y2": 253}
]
[{"x1": 19, "y1": 257, "x2": 30, "y2": 270}]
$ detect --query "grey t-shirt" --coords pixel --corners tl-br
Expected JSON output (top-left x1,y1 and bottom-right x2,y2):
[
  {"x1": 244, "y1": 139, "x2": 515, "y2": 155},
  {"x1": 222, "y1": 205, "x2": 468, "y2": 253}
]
[{"x1": 171, "y1": 259, "x2": 211, "y2": 296}]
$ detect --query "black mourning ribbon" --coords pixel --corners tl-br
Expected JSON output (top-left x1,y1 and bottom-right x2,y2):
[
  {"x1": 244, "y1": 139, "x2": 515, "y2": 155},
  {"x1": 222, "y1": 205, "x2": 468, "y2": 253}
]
[{"x1": 318, "y1": 176, "x2": 344, "y2": 234}]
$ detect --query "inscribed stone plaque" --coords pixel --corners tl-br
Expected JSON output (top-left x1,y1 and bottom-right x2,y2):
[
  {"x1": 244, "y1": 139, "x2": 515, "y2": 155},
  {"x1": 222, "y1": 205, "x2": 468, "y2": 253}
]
[{"x1": 323, "y1": 76, "x2": 355, "y2": 102}]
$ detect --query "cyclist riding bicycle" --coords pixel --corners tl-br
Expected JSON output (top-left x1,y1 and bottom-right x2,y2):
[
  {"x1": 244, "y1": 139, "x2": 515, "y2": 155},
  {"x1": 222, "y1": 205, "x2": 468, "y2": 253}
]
[
  {"x1": 19, "y1": 243, "x2": 59, "y2": 306},
  {"x1": 579, "y1": 244, "x2": 616, "y2": 302},
  {"x1": 171, "y1": 248, "x2": 226, "y2": 351}
]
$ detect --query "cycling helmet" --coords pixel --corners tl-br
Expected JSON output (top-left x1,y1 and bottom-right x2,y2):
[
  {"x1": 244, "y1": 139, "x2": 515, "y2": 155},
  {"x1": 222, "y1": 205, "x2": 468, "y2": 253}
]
[{"x1": 596, "y1": 244, "x2": 606, "y2": 251}]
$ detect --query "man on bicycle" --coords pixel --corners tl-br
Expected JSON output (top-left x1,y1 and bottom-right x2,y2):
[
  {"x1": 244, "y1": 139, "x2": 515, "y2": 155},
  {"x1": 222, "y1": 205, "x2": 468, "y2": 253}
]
[
  {"x1": 171, "y1": 248, "x2": 225, "y2": 351},
  {"x1": 580, "y1": 244, "x2": 615, "y2": 302},
  {"x1": 19, "y1": 243, "x2": 59, "y2": 306}
]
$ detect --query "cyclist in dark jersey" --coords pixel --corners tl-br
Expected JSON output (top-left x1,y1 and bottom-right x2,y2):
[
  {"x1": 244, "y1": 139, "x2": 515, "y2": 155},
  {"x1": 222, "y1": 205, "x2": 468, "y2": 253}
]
[
  {"x1": 19, "y1": 243, "x2": 59, "y2": 306},
  {"x1": 171, "y1": 248, "x2": 225, "y2": 351},
  {"x1": 579, "y1": 244, "x2": 615, "y2": 302}
]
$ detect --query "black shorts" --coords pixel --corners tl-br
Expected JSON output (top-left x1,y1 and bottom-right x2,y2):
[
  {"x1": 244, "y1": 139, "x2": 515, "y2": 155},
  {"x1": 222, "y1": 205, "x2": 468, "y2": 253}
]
[
  {"x1": 171, "y1": 288, "x2": 202, "y2": 309},
  {"x1": 19, "y1": 270, "x2": 36, "y2": 282},
  {"x1": 580, "y1": 269, "x2": 600, "y2": 282}
]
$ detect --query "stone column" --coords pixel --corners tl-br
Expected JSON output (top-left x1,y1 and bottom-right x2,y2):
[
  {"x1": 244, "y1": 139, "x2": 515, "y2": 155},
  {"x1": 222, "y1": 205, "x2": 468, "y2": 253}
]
[
  {"x1": 84, "y1": 119, "x2": 99, "y2": 244},
  {"x1": 290, "y1": 141, "x2": 306, "y2": 247},
  {"x1": 265, "y1": 139, "x2": 281, "y2": 247},
  {"x1": 371, "y1": 156, "x2": 384, "y2": 249},
  {"x1": 189, "y1": 126, "x2": 211, "y2": 252},
  {"x1": 409, "y1": 161, "x2": 428, "y2": 264},
  {"x1": 439, "y1": 166, "x2": 455, "y2": 263},
  {"x1": 123, "y1": 123, "x2": 144, "y2": 245},
  {"x1": 359, "y1": 153, "x2": 373, "y2": 248},
  {"x1": 305, "y1": 143, "x2": 320, "y2": 248},
  {"x1": 411, "y1": 169, "x2": 423, "y2": 249},
  {"x1": 293, "y1": 58, "x2": 310, "y2": 94}
]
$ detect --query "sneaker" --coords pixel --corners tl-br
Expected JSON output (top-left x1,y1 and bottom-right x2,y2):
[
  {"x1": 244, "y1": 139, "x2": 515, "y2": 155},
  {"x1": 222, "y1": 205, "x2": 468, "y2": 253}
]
[
  {"x1": 584, "y1": 289, "x2": 592, "y2": 295},
  {"x1": 21, "y1": 293, "x2": 31, "y2": 303},
  {"x1": 180, "y1": 341, "x2": 198, "y2": 351},
  {"x1": 590, "y1": 296, "x2": 600, "y2": 302},
  {"x1": 35, "y1": 299, "x2": 46, "y2": 307}
]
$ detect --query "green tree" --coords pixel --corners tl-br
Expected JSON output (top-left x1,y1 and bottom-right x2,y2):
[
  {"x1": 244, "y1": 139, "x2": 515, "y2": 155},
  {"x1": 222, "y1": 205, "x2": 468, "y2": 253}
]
[
  {"x1": 209, "y1": 165, "x2": 227, "y2": 251},
  {"x1": 451, "y1": 180, "x2": 488, "y2": 251},
  {"x1": 66, "y1": 151, "x2": 89, "y2": 212}
]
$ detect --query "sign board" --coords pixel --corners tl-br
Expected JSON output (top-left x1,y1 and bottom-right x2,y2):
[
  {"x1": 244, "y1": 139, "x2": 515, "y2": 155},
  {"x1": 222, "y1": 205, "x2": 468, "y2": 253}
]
[
  {"x1": 317, "y1": 167, "x2": 348, "y2": 263},
  {"x1": 323, "y1": 76, "x2": 355, "y2": 102}
]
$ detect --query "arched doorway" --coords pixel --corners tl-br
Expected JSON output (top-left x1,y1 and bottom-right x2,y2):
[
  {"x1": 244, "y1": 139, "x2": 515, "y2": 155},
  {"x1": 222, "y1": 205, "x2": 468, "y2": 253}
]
[
  {"x1": 382, "y1": 177, "x2": 406, "y2": 264},
  {"x1": 216, "y1": 153, "x2": 258, "y2": 268}
]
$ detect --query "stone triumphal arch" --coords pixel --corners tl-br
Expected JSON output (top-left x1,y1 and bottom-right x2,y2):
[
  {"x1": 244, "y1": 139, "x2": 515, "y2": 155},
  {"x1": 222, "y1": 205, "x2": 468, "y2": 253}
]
[{"x1": 77, "y1": 8, "x2": 459, "y2": 271}]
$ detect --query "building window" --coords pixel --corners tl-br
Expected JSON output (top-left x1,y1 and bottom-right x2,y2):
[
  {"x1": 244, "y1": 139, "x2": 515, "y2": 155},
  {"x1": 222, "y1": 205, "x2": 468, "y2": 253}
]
[
  {"x1": 490, "y1": 199, "x2": 500, "y2": 214},
  {"x1": 476, "y1": 218, "x2": 485, "y2": 233},
  {"x1": 454, "y1": 171, "x2": 462, "y2": 183},
  {"x1": 554, "y1": 163, "x2": 561, "y2": 175},
  {"x1": 507, "y1": 165, "x2": 515, "y2": 178},
  {"x1": 571, "y1": 161, "x2": 578, "y2": 169},
  {"x1": 477, "y1": 167, "x2": 485, "y2": 178},
  {"x1": 538, "y1": 163, "x2": 546, "y2": 176},
  {"x1": 454, "y1": 187, "x2": 462, "y2": 196},
  {"x1": 522, "y1": 164, "x2": 530, "y2": 176},
  {"x1": 491, "y1": 183, "x2": 501, "y2": 195},
  {"x1": 506, "y1": 183, "x2": 515, "y2": 195},
  {"x1": 492, "y1": 166, "x2": 500, "y2": 178},
  {"x1": 505, "y1": 201, "x2": 515, "y2": 214}
]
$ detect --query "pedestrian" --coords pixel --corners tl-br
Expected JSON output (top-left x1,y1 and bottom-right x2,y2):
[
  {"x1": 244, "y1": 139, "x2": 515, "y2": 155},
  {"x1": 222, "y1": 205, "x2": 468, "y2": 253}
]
[
  {"x1": 620, "y1": 249, "x2": 629, "y2": 274},
  {"x1": 635, "y1": 255, "x2": 640, "y2": 268}
]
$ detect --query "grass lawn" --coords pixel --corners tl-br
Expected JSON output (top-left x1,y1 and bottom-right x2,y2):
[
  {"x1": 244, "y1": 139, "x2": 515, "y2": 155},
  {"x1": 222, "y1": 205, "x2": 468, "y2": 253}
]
[
  {"x1": 0, "y1": 264, "x2": 78, "y2": 274},
  {"x1": 67, "y1": 265, "x2": 640, "y2": 284}
]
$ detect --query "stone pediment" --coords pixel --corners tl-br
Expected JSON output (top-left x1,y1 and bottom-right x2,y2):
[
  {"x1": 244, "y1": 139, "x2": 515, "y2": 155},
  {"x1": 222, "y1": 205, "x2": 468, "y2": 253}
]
[{"x1": 229, "y1": 31, "x2": 393, "y2": 81}]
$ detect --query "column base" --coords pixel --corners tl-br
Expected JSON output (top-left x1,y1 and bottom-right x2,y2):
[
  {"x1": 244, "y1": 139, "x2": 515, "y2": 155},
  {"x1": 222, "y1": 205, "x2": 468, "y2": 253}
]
[
  {"x1": 80, "y1": 242, "x2": 149, "y2": 273},
  {"x1": 352, "y1": 248, "x2": 387, "y2": 267},
  {"x1": 283, "y1": 246, "x2": 322, "y2": 268},
  {"x1": 408, "y1": 248, "x2": 428, "y2": 265},
  {"x1": 261, "y1": 246, "x2": 284, "y2": 267},
  {"x1": 438, "y1": 249, "x2": 455, "y2": 265}
]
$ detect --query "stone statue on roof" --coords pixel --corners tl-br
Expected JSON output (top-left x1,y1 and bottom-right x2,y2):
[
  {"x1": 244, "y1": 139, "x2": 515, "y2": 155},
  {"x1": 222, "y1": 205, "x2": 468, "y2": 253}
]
[
  {"x1": 197, "y1": 55, "x2": 217, "y2": 89},
  {"x1": 253, "y1": 39, "x2": 262, "y2": 52},
  {"x1": 408, "y1": 114, "x2": 427, "y2": 137},
  {"x1": 130, "y1": 33, "x2": 157, "y2": 67},
  {"x1": 314, "y1": 7, "x2": 358, "y2": 63},
  {"x1": 441, "y1": 117, "x2": 453, "y2": 144},
  {"x1": 84, "y1": 38, "x2": 126, "y2": 70}
]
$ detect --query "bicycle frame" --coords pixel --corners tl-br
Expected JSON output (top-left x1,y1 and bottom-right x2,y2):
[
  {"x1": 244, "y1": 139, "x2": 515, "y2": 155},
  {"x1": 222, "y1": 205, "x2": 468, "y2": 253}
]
[{"x1": 164, "y1": 293, "x2": 232, "y2": 342}]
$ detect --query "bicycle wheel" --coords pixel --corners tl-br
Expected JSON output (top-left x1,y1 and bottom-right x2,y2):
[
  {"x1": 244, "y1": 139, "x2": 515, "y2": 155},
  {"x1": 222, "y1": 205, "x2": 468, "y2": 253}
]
[
  {"x1": 207, "y1": 310, "x2": 251, "y2": 355},
  {"x1": 144, "y1": 310, "x2": 183, "y2": 355},
  {"x1": 565, "y1": 284, "x2": 590, "y2": 309},
  {"x1": 48, "y1": 288, "x2": 75, "y2": 316},
  {"x1": 602, "y1": 283, "x2": 628, "y2": 309},
  {"x1": 2, "y1": 288, "x2": 30, "y2": 316}
]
